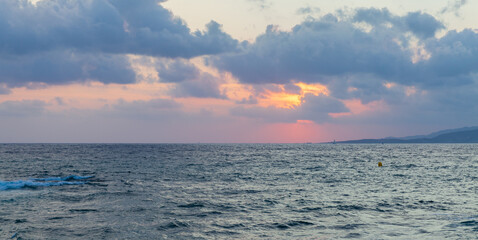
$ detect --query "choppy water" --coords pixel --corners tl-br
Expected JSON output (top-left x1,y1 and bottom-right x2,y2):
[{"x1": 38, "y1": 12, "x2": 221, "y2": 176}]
[{"x1": 0, "y1": 144, "x2": 477, "y2": 239}]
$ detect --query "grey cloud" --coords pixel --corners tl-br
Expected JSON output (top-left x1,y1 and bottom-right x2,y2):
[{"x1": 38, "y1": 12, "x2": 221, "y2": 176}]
[
  {"x1": 172, "y1": 73, "x2": 227, "y2": 99},
  {"x1": 300, "y1": 94, "x2": 349, "y2": 114},
  {"x1": 104, "y1": 98, "x2": 182, "y2": 120},
  {"x1": 151, "y1": 57, "x2": 228, "y2": 99},
  {"x1": 298, "y1": 94, "x2": 349, "y2": 123},
  {"x1": 235, "y1": 95, "x2": 258, "y2": 104},
  {"x1": 112, "y1": 98, "x2": 181, "y2": 111},
  {"x1": 352, "y1": 8, "x2": 393, "y2": 25},
  {"x1": 0, "y1": 0, "x2": 238, "y2": 87},
  {"x1": 283, "y1": 84, "x2": 302, "y2": 95},
  {"x1": 54, "y1": 97, "x2": 65, "y2": 106},
  {"x1": 327, "y1": 74, "x2": 406, "y2": 104},
  {"x1": 403, "y1": 12, "x2": 445, "y2": 39},
  {"x1": 353, "y1": 8, "x2": 444, "y2": 39},
  {"x1": 336, "y1": 83, "x2": 478, "y2": 128},
  {"x1": 191, "y1": 21, "x2": 241, "y2": 56},
  {"x1": 0, "y1": 50, "x2": 136, "y2": 87},
  {"x1": 0, "y1": 100, "x2": 46, "y2": 117},
  {"x1": 393, "y1": 29, "x2": 478, "y2": 90},
  {"x1": 247, "y1": 0, "x2": 271, "y2": 10},
  {"x1": 0, "y1": 0, "x2": 125, "y2": 55},
  {"x1": 441, "y1": 0, "x2": 467, "y2": 16},
  {"x1": 0, "y1": 0, "x2": 238, "y2": 58},
  {"x1": 154, "y1": 57, "x2": 228, "y2": 99},
  {"x1": 420, "y1": 29, "x2": 478, "y2": 80},
  {"x1": 214, "y1": 13, "x2": 413, "y2": 85},
  {"x1": 214, "y1": 8, "x2": 478, "y2": 107},
  {"x1": 157, "y1": 59, "x2": 200, "y2": 83},
  {"x1": 296, "y1": 7, "x2": 320, "y2": 15},
  {"x1": 114, "y1": 98, "x2": 181, "y2": 110}
]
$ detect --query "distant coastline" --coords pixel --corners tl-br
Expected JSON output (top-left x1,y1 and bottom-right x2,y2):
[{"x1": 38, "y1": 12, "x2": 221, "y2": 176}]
[{"x1": 335, "y1": 126, "x2": 478, "y2": 144}]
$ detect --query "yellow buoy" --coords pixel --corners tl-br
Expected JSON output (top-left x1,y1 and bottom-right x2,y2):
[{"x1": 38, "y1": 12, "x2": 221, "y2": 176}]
[{"x1": 378, "y1": 162, "x2": 382, "y2": 167}]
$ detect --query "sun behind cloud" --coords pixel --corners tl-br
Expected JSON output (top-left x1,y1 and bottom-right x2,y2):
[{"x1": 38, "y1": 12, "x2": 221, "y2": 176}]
[{"x1": 256, "y1": 82, "x2": 329, "y2": 109}]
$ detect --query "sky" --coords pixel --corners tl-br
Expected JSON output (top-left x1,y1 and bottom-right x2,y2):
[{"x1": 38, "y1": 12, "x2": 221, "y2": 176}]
[{"x1": 1, "y1": 0, "x2": 478, "y2": 143}]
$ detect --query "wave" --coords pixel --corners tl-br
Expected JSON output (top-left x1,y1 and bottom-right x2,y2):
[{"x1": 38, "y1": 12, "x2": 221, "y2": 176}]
[
  {"x1": 30, "y1": 175, "x2": 93, "y2": 181},
  {"x1": 0, "y1": 175, "x2": 93, "y2": 191}
]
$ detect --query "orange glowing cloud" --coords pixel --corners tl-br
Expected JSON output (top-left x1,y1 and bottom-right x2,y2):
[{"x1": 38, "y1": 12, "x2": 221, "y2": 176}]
[
  {"x1": 259, "y1": 91, "x2": 302, "y2": 108},
  {"x1": 295, "y1": 82, "x2": 329, "y2": 96},
  {"x1": 0, "y1": 53, "x2": 347, "y2": 126},
  {"x1": 256, "y1": 82, "x2": 330, "y2": 109},
  {"x1": 296, "y1": 119, "x2": 314, "y2": 124}
]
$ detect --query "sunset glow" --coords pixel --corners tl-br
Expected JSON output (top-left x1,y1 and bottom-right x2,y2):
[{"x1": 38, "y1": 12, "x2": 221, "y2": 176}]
[
  {"x1": 1, "y1": 0, "x2": 477, "y2": 142},
  {"x1": 257, "y1": 82, "x2": 329, "y2": 109}
]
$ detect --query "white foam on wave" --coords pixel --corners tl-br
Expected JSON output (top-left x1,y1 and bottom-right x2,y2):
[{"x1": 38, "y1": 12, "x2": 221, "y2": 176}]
[{"x1": 0, "y1": 175, "x2": 92, "y2": 191}]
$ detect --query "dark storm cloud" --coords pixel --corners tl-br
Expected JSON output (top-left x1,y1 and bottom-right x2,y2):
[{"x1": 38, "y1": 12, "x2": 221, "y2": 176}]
[{"x1": 0, "y1": 0, "x2": 238, "y2": 87}]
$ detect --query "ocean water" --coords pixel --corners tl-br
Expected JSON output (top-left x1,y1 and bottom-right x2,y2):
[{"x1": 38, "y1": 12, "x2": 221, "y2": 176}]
[{"x1": 0, "y1": 144, "x2": 477, "y2": 239}]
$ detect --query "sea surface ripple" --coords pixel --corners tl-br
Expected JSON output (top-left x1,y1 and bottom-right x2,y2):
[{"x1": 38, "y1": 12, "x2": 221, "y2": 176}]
[{"x1": 0, "y1": 144, "x2": 477, "y2": 239}]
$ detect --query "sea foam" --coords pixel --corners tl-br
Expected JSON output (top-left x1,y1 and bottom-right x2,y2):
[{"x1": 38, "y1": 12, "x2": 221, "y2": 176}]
[{"x1": 0, "y1": 175, "x2": 92, "y2": 191}]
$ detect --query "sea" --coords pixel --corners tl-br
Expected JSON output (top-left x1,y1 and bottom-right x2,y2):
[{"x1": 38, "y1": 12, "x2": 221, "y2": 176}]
[{"x1": 0, "y1": 144, "x2": 477, "y2": 239}]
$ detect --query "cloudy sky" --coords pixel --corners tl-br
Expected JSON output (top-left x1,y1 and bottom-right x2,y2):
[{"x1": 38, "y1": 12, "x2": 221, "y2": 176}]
[{"x1": 1, "y1": 0, "x2": 477, "y2": 143}]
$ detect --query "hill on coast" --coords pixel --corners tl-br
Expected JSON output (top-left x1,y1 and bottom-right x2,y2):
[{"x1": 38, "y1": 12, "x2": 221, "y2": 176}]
[{"x1": 337, "y1": 126, "x2": 478, "y2": 143}]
